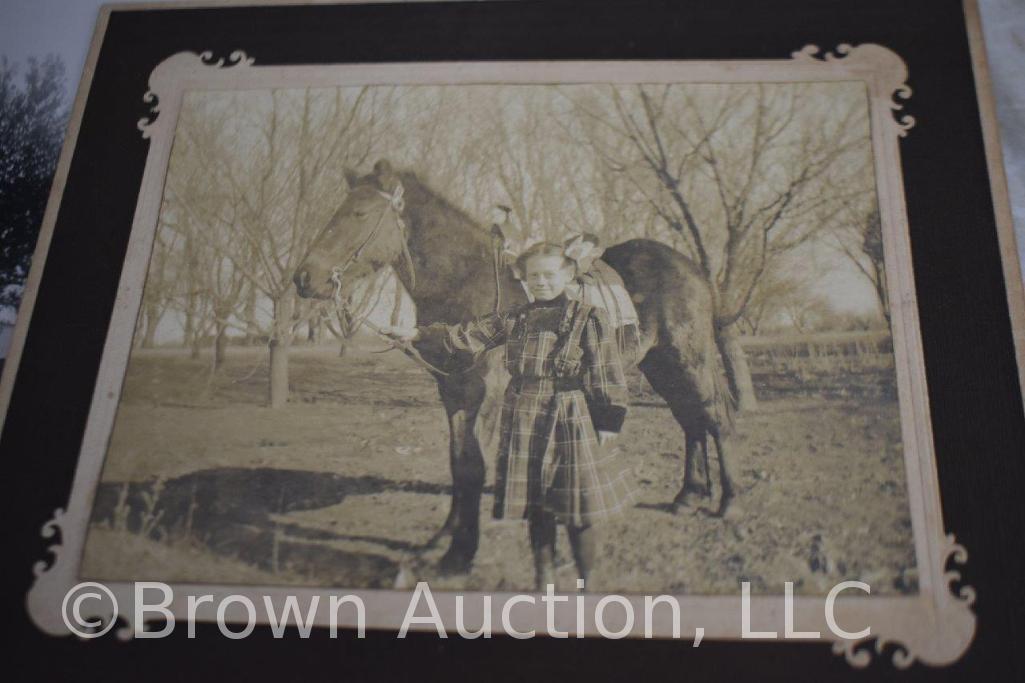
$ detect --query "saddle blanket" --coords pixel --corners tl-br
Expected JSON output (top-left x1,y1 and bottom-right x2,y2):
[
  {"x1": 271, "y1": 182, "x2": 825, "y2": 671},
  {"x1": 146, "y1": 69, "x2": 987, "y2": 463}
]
[{"x1": 567, "y1": 259, "x2": 639, "y2": 330}]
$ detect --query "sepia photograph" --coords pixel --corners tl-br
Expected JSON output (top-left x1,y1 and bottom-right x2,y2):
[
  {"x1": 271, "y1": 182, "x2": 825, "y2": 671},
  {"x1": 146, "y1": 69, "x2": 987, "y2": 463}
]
[
  {"x1": 77, "y1": 74, "x2": 917, "y2": 597},
  {"x1": 7, "y1": 0, "x2": 1025, "y2": 677}
]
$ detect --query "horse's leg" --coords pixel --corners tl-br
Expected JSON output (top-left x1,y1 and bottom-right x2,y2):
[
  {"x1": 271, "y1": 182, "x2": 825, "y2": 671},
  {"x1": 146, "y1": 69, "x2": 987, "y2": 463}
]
[
  {"x1": 423, "y1": 405, "x2": 462, "y2": 549},
  {"x1": 668, "y1": 432, "x2": 701, "y2": 508},
  {"x1": 638, "y1": 349, "x2": 711, "y2": 512},
  {"x1": 699, "y1": 432, "x2": 712, "y2": 498},
  {"x1": 686, "y1": 432, "x2": 712, "y2": 499},
  {"x1": 681, "y1": 433, "x2": 698, "y2": 500},
  {"x1": 669, "y1": 433, "x2": 712, "y2": 511},
  {"x1": 437, "y1": 376, "x2": 486, "y2": 576},
  {"x1": 423, "y1": 349, "x2": 493, "y2": 552},
  {"x1": 711, "y1": 425, "x2": 734, "y2": 517}
]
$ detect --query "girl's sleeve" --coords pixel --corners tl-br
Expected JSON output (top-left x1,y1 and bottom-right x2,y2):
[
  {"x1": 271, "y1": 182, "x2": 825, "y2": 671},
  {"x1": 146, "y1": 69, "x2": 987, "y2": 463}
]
[
  {"x1": 413, "y1": 311, "x2": 510, "y2": 371},
  {"x1": 581, "y1": 307, "x2": 629, "y2": 433}
]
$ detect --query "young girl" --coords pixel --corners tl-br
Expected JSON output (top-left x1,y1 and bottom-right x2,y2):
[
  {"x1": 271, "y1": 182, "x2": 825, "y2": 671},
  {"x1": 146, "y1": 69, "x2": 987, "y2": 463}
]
[{"x1": 383, "y1": 242, "x2": 634, "y2": 589}]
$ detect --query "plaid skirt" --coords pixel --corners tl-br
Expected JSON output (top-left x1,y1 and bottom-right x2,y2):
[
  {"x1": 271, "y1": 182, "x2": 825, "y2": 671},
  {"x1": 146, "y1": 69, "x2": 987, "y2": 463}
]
[{"x1": 491, "y1": 378, "x2": 636, "y2": 526}]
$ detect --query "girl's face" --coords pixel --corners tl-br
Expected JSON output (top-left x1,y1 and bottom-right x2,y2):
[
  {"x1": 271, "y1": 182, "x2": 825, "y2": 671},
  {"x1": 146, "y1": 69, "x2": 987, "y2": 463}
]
[{"x1": 524, "y1": 254, "x2": 574, "y2": 301}]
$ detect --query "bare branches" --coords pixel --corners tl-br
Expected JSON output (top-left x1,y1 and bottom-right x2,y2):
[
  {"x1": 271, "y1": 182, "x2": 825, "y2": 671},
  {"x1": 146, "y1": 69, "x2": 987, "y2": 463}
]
[
  {"x1": 145, "y1": 78, "x2": 879, "y2": 394},
  {"x1": 153, "y1": 86, "x2": 385, "y2": 353},
  {"x1": 567, "y1": 81, "x2": 875, "y2": 333}
]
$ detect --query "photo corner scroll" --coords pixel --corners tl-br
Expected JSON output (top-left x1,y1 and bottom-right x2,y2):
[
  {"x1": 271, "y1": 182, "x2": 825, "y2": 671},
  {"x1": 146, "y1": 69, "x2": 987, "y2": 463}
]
[{"x1": 26, "y1": 43, "x2": 976, "y2": 668}]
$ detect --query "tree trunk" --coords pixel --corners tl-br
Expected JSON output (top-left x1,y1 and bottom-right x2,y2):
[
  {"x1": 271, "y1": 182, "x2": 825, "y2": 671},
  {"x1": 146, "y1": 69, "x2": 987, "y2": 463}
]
[
  {"x1": 214, "y1": 322, "x2": 228, "y2": 371},
  {"x1": 269, "y1": 338, "x2": 289, "y2": 408},
  {"x1": 716, "y1": 324, "x2": 757, "y2": 411},
  {"x1": 141, "y1": 304, "x2": 160, "y2": 349},
  {"x1": 243, "y1": 287, "x2": 258, "y2": 345},
  {"x1": 183, "y1": 308, "x2": 194, "y2": 350},
  {"x1": 268, "y1": 294, "x2": 293, "y2": 408}
]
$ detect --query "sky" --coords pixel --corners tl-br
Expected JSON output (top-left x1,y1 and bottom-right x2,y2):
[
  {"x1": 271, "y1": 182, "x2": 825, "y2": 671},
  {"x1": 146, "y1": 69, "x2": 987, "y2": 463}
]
[{"x1": 0, "y1": 0, "x2": 113, "y2": 85}]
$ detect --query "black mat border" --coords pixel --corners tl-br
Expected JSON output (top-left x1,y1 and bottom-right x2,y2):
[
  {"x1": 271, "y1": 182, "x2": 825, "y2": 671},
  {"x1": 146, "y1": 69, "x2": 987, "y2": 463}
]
[{"x1": 4, "y1": 1, "x2": 1024, "y2": 680}]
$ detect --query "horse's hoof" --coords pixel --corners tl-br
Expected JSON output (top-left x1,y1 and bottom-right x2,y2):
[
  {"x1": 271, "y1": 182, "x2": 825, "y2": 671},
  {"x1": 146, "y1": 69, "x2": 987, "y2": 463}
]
[
  {"x1": 715, "y1": 494, "x2": 736, "y2": 519},
  {"x1": 438, "y1": 549, "x2": 474, "y2": 576},
  {"x1": 671, "y1": 490, "x2": 696, "y2": 513},
  {"x1": 682, "y1": 482, "x2": 710, "y2": 498}
]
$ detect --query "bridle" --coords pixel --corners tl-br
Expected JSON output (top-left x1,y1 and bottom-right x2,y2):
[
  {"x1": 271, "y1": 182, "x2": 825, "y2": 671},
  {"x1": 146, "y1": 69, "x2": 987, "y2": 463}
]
[
  {"x1": 327, "y1": 182, "x2": 414, "y2": 333},
  {"x1": 326, "y1": 182, "x2": 450, "y2": 377},
  {"x1": 329, "y1": 183, "x2": 414, "y2": 294}
]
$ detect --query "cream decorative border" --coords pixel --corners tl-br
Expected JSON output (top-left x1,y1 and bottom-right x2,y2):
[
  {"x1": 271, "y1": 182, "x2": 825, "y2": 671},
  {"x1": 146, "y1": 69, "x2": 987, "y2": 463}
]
[{"x1": 18, "y1": 44, "x2": 978, "y2": 667}]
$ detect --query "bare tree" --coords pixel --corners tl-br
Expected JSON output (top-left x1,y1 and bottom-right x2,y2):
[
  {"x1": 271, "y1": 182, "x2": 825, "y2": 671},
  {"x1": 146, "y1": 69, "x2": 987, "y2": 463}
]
[
  {"x1": 157, "y1": 86, "x2": 386, "y2": 406},
  {"x1": 739, "y1": 264, "x2": 808, "y2": 336},
  {"x1": 137, "y1": 218, "x2": 179, "y2": 349},
  {"x1": 780, "y1": 288, "x2": 836, "y2": 335},
  {"x1": 567, "y1": 82, "x2": 875, "y2": 409},
  {"x1": 144, "y1": 82, "x2": 878, "y2": 411},
  {"x1": 833, "y1": 202, "x2": 889, "y2": 325}
]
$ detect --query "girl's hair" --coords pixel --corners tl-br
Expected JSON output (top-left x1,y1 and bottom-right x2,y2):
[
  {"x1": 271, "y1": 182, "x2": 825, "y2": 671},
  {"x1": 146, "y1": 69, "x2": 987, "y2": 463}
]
[{"x1": 515, "y1": 241, "x2": 575, "y2": 276}]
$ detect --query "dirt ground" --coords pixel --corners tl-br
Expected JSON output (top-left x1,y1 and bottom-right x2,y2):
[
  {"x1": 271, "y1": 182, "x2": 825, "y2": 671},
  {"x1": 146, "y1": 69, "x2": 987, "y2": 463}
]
[{"x1": 82, "y1": 342, "x2": 917, "y2": 596}]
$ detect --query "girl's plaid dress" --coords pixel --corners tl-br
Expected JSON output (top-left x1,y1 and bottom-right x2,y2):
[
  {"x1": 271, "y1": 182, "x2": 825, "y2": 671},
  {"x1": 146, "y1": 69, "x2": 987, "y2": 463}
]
[{"x1": 417, "y1": 293, "x2": 636, "y2": 526}]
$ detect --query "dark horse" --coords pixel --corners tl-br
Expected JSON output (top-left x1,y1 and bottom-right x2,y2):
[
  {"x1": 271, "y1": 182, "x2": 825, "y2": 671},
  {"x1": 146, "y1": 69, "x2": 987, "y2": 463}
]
[{"x1": 294, "y1": 160, "x2": 735, "y2": 574}]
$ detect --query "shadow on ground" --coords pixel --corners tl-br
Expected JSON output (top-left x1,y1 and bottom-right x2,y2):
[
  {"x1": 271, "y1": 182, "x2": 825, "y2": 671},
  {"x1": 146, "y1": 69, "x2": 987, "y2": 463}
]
[{"x1": 89, "y1": 467, "x2": 459, "y2": 587}]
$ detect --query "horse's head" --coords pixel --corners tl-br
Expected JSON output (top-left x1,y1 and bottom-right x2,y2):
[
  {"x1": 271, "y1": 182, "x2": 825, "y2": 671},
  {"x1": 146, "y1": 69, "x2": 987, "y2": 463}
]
[{"x1": 294, "y1": 159, "x2": 412, "y2": 301}]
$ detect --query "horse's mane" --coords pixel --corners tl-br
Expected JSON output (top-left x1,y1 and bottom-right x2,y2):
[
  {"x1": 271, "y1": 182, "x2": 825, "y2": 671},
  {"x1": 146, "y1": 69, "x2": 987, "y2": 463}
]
[{"x1": 394, "y1": 171, "x2": 490, "y2": 249}]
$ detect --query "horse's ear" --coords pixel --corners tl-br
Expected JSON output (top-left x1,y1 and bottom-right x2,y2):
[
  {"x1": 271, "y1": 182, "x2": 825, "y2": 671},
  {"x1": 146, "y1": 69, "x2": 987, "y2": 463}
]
[
  {"x1": 373, "y1": 159, "x2": 399, "y2": 192},
  {"x1": 343, "y1": 167, "x2": 360, "y2": 190}
]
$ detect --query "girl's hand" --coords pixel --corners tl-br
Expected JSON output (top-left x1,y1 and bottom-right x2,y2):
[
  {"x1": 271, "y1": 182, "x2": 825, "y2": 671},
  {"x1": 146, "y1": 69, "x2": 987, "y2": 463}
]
[
  {"x1": 380, "y1": 326, "x2": 420, "y2": 342},
  {"x1": 597, "y1": 431, "x2": 617, "y2": 446}
]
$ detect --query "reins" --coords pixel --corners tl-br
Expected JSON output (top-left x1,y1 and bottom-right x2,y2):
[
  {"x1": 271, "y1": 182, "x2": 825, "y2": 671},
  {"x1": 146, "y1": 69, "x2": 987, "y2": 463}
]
[
  {"x1": 325, "y1": 186, "x2": 540, "y2": 379},
  {"x1": 328, "y1": 182, "x2": 450, "y2": 377},
  {"x1": 490, "y1": 225, "x2": 505, "y2": 315},
  {"x1": 329, "y1": 183, "x2": 412, "y2": 289}
]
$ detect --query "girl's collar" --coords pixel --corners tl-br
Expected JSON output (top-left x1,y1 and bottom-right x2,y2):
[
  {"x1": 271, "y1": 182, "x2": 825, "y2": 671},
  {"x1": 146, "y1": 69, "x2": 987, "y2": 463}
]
[{"x1": 528, "y1": 292, "x2": 569, "y2": 309}]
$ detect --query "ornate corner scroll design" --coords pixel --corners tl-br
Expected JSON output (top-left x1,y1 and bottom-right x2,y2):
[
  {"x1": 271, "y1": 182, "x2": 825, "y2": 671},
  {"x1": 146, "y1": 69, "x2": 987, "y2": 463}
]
[
  {"x1": 26, "y1": 509, "x2": 76, "y2": 637},
  {"x1": 137, "y1": 50, "x2": 255, "y2": 139},
  {"x1": 792, "y1": 43, "x2": 915, "y2": 137},
  {"x1": 26, "y1": 508, "x2": 121, "y2": 638},
  {"x1": 830, "y1": 534, "x2": 976, "y2": 669},
  {"x1": 29, "y1": 50, "x2": 259, "y2": 642},
  {"x1": 790, "y1": 44, "x2": 975, "y2": 670},
  {"x1": 27, "y1": 508, "x2": 139, "y2": 640}
]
